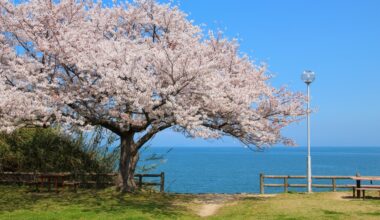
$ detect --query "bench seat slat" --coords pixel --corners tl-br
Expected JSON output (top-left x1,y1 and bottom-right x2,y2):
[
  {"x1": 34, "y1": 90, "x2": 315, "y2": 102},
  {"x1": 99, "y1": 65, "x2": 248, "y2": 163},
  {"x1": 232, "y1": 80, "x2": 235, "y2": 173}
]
[
  {"x1": 359, "y1": 185, "x2": 380, "y2": 189},
  {"x1": 356, "y1": 187, "x2": 380, "y2": 191}
]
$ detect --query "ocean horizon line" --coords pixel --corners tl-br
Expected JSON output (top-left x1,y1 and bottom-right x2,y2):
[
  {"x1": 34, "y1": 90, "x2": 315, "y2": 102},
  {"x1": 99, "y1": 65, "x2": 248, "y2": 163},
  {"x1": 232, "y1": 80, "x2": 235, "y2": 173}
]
[{"x1": 148, "y1": 145, "x2": 380, "y2": 148}]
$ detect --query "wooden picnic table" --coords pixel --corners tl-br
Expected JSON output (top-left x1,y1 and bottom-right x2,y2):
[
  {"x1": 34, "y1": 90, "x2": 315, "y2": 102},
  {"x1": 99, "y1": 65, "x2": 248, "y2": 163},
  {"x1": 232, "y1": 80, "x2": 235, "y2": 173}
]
[
  {"x1": 350, "y1": 176, "x2": 380, "y2": 198},
  {"x1": 38, "y1": 173, "x2": 71, "y2": 193}
]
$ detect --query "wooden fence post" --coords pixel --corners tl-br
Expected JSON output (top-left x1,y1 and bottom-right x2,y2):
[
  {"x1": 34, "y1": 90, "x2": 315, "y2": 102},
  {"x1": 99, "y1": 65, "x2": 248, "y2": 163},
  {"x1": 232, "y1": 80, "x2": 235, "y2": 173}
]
[
  {"x1": 160, "y1": 172, "x2": 165, "y2": 193},
  {"x1": 260, "y1": 173, "x2": 264, "y2": 194},
  {"x1": 284, "y1": 176, "x2": 288, "y2": 193},
  {"x1": 356, "y1": 172, "x2": 361, "y2": 198},
  {"x1": 332, "y1": 178, "x2": 336, "y2": 192},
  {"x1": 138, "y1": 174, "x2": 143, "y2": 188},
  {"x1": 96, "y1": 173, "x2": 100, "y2": 189}
]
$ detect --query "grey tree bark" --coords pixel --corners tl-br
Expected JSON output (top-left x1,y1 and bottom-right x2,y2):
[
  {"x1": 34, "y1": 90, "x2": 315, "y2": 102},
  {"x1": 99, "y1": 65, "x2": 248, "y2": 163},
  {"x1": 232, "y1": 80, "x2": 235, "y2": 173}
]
[{"x1": 118, "y1": 133, "x2": 140, "y2": 193}]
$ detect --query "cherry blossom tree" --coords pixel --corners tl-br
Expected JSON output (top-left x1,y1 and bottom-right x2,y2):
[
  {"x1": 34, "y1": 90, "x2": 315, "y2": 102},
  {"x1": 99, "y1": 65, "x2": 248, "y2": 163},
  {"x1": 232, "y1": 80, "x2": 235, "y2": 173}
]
[{"x1": 0, "y1": 0, "x2": 305, "y2": 192}]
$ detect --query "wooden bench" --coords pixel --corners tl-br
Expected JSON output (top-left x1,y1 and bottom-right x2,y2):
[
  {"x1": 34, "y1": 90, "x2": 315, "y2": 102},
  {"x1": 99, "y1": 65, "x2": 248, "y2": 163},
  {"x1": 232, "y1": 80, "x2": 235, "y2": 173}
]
[
  {"x1": 354, "y1": 187, "x2": 380, "y2": 199},
  {"x1": 62, "y1": 181, "x2": 80, "y2": 192}
]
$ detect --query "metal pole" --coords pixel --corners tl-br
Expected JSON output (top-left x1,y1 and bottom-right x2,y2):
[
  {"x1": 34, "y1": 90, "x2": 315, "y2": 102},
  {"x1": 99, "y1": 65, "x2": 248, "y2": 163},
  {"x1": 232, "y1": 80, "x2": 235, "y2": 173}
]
[{"x1": 307, "y1": 83, "x2": 312, "y2": 193}]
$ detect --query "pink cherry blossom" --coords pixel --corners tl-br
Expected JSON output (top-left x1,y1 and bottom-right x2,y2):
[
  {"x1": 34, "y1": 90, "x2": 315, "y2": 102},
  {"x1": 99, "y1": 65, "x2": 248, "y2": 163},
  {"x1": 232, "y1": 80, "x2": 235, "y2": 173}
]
[{"x1": 0, "y1": 0, "x2": 305, "y2": 192}]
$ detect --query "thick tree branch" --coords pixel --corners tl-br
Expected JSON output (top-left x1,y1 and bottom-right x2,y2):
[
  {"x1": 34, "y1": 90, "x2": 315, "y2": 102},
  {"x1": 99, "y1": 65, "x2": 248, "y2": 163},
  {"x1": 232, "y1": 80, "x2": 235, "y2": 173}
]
[{"x1": 135, "y1": 124, "x2": 171, "y2": 149}]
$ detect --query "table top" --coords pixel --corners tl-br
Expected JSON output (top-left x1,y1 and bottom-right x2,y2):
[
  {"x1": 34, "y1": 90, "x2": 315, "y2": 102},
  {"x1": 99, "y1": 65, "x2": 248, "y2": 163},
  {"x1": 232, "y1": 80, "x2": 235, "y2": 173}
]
[
  {"x1": 39, "y1": 173, "x2": 71, "y2": 177},
  {"x1": 351, "y1": 176, "x2": 380, "y2": 181}
]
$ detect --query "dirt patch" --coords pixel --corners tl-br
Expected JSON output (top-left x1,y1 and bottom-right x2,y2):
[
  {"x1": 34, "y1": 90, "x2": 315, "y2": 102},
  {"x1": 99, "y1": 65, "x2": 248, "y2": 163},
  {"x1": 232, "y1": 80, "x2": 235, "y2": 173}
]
[
  {"x1": 330, "y1": 192, "x2": 353, "y2": 200},
  {"x1": 198, "y1": 203, "x2": 223, "y2": 217},
  {"x1": 191, "y1": 194, "x2": 277, "y2": 217},
  {"x1": 194, "y1": 195, "x2": 232, "y2": 217}
]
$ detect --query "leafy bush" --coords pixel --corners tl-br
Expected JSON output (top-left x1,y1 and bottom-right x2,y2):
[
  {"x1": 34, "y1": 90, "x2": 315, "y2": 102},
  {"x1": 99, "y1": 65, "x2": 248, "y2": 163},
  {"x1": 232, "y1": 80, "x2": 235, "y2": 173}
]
[{"x1": 0, "y1": 127, "x2": 118, "y2": 173}]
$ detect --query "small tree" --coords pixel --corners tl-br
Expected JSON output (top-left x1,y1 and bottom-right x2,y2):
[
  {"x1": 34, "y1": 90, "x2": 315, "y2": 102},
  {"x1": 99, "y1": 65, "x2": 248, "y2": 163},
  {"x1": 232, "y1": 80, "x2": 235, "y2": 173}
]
[{"x1": 0, "y1": 0, "x2": 305, "y2": 192}]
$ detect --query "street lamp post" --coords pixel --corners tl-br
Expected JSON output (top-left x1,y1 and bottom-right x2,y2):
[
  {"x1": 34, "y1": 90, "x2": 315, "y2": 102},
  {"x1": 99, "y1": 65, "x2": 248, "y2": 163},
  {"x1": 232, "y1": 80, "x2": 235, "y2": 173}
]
[{"x1": 302, "y1": 70, "x2": 315, "y2": 193}]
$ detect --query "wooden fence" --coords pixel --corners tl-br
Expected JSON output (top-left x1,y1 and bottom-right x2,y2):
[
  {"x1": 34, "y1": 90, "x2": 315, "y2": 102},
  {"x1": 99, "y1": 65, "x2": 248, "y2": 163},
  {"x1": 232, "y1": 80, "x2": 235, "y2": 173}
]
[
  {"x1": 135, "y1": 173, "x2": 165, "y2": 192},
  {"x1": 260, "y1": 173, "x2": 356, "y2": 194},
  {"x1": 0, "y1": 172, "x2": 165, "y2": 192}
]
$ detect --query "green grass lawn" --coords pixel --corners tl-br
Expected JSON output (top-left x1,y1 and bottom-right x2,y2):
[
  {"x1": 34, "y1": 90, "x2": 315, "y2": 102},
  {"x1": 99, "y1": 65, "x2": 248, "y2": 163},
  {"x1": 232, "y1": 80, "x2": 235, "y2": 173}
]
[
  {"x1": 0, "y1": 186, "x2": 197, "y2": 220},
  {"x1": 212, "y1": 192, "x2": 380, "y2": 220},
  {"x1": 0, "y1": 185, "x2": 380, "y2": 219}
]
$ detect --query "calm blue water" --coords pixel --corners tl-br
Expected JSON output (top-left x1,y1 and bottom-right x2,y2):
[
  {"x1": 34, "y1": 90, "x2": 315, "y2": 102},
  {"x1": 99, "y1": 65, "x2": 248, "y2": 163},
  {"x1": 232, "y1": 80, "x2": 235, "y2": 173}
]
[{"x1": 138, "y1": 147, "x2": 380, "y2": 194}]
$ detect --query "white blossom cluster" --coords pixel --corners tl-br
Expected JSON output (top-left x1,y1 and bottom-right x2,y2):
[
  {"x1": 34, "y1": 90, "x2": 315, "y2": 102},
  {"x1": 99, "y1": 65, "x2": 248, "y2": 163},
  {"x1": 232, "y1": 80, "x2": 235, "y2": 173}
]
[{"x1": 0, "y1": 0, "x2": 305, "y2": 148}]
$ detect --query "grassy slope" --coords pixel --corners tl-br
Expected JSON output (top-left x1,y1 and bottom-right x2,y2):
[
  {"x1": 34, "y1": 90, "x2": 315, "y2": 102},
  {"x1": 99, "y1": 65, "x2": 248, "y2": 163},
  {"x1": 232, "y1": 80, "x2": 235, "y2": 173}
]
[
  {"x1": 0, "y1": 186, "x2": 198, "y2": 220},
  {"x1": 0, "y1": 186, "x2": 380, "y2": 219},
  {"x1": 212, "y1": 192, "x2": 380, "y2": 220}
]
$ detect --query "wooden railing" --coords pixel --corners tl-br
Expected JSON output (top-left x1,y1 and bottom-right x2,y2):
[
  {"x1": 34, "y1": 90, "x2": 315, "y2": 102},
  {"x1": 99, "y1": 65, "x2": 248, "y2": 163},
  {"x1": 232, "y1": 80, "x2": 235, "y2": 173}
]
[
  {"x1": 0, "y1": 172, "x2": 165, "y2": 192},
  {"x1": 260, "y1": 173, "x2": 356, "y2": 194},
  {"x1": 135, "y1": 173, "x2": 165, "y2": 192}
]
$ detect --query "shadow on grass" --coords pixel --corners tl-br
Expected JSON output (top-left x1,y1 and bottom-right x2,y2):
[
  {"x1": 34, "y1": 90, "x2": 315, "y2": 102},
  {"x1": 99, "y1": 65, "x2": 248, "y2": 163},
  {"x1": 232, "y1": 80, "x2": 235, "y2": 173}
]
[
  {"x1": 362, "y1": 196, "x2": 380, "y2": 200},
  {"x1": 341, "y1": 195, "x2": 380, "y2": 200},
  {"x1": 0, "y1": 185, "x2": 194, "y2": 218},
  {"x1": 322, "y1": 210, "x2": 346, "y2": 215},
  {"x1": 365, "y1": 211, "x2": 380, "y2": 216},
  {"x1": 238, "y1": 196, "x2": 269, "y2": 202},
  {"x1": 0, "y1": 186, "x2": 52, "y2": 211}
]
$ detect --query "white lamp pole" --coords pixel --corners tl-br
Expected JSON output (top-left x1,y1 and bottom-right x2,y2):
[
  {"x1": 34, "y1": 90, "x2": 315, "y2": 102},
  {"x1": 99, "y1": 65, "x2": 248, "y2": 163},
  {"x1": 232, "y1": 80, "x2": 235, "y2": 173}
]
[{"x1": 302, "y1": 70, "x2": 315, "y2": 193}]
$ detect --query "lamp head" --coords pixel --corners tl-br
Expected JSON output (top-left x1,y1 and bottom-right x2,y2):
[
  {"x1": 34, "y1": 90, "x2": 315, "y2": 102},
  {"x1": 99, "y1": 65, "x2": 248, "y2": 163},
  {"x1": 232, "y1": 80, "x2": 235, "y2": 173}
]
[{"x1": 302, "y1": 70, "x2": 315, "y2": 84}]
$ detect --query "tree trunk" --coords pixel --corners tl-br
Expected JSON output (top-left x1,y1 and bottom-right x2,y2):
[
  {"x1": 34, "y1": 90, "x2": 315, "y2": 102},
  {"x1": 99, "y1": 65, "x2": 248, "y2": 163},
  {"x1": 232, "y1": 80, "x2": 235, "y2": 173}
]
[{"x1": 118, "y1": 133, "x2": 139, "y2": 193}]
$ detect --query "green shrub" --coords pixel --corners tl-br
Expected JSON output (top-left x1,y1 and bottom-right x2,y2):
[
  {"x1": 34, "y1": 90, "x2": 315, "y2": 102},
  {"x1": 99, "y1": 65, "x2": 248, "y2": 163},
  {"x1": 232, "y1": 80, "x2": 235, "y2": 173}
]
[{"x1": 0, "y1": 127, "x2": 118, "y2": 173}]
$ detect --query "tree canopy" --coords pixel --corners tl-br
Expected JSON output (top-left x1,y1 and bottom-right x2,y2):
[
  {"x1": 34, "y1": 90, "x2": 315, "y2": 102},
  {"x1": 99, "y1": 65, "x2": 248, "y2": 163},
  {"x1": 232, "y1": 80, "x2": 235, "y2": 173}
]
[{"x1": 0, "y1": 0, "x2": 305, "y2": 191}]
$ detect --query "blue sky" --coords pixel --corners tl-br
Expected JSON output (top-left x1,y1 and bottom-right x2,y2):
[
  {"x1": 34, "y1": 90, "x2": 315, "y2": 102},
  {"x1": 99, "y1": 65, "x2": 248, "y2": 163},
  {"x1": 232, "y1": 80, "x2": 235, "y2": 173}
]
[{"x1": 150, "y1": 0, "x2": 380, "y2": 147}]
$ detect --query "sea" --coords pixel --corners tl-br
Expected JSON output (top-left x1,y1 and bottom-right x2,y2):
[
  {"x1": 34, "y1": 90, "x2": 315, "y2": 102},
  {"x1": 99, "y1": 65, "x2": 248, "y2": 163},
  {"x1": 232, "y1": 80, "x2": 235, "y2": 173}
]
[{"x1": 138, "y1": 146, "x2": 380, "y2": 194}]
